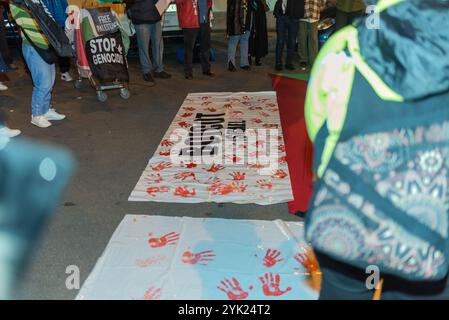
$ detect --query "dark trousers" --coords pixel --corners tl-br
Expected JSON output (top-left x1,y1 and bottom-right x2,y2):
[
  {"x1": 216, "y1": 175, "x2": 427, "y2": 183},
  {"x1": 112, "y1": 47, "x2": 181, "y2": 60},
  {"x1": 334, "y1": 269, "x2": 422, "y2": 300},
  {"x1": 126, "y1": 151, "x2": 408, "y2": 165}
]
[
  {"x1": 316, "y1": 251, "x2": 449, "y2": 300},
  {"x1": 335, "y1": 9, "x2": 365, "y2": 31},
  {"x1": 0, "y1": 6, "x2": 13, "y2": 65},
  {"x1": 182, "y1": 23, "x2": 211, "y2": 75},
  {"x1": 58, "y1": 56, "x2": 71, "y2": 73},
  {"x1": 275, "y1": 15, "x2": 299, "y2": 66}
]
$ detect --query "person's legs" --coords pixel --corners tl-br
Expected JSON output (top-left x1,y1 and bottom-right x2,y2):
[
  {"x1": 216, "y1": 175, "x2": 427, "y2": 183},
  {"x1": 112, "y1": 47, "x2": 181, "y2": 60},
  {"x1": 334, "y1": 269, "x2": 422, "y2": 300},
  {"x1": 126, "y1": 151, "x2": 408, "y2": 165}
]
[
  {"x1": 0, "y1": 6, "x2": 13, "y2": 66},
  {"x1": 150, "y1": 21, "x2": 164, "y2": 73},
  {"x1": 227, "y1": 34, "x2": 240, "y2": 67},
  {"x1": 183, "y1": 28, "x2": 198, "y2": 76},
  {"x1": 239, "y1": 31, "x2": 250, "y2": 67},
  {"x1": 307, "y1": 22, "x2": 319, "y2": 67},
  {"x1": 275, "y1": 15, "x2": 287, "y2": 67},
  {"x1": 22, "y1": 44, "x2": 55, "y2": 118},
  {"x1": 298, "y1": 21, "x2": 308, "y2": 67},
  {"x1": 199, "y1": 23, "x2": 212, "y2": 74},
  {"x1": 286, "y1": 17, "x2": 299, "y2": 67},
  {"x1": 134, "y1": 24, "x2": 153, "y2": 75},
  {"x1": 58, "y1": 57, "x2": 71, "y2": 74}
]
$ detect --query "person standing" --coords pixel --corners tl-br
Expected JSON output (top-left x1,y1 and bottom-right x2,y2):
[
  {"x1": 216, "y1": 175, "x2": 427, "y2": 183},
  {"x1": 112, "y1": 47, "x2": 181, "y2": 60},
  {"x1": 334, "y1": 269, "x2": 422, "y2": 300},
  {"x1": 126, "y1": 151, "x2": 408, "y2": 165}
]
[
  {"x1": 126, "y1": 0, "x2": 171, "y2": 86},
  {"x1": 273, "y1": 0, "x2": 303, "y2": 71},
  {"x1": 226, "y1": 0, "x2": 251, "y2": 72},
  {"x1": 10, "y1": 0, "x2": 66, "y2": 128},
  {"x1": 248, "y1": 0, "x2": 268, "y2": 66},
  {"x1": 176, "y1": 0, "x2": 214, "y2": 79},
  {"x1": 298, "y1": 0, "x2": 326, "y2": 71},
  {"x1": 0, "y1": 52, "x2": 20, "y2": 137},
  {"x1": 41, "y1": 0, "x2": 72, "y2": 82},
  {"x1": 335, "y1": 0, "x2": 365, "y2": 31}
]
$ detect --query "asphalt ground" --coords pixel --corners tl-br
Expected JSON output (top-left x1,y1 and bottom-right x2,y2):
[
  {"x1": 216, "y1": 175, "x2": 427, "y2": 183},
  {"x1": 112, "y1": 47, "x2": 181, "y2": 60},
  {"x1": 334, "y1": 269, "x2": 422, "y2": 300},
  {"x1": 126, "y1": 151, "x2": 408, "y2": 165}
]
[{"x1": 0, "y1": 34, "x2": 304, "y2": 299}]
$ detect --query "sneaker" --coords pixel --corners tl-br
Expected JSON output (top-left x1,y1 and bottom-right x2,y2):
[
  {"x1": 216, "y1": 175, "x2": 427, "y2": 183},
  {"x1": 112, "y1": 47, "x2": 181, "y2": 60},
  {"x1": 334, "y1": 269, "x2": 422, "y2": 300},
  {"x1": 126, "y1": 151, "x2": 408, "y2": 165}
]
[
  {"x1": 61, "y1": 72, "x2": 73, "y2": 82},
  {"x1": 31, "y1": 116, "x2": 52, "y2": 128},
  {"x1": 300, "y1": 62, "x2": 308, "y2": 70},
  {"x1": 0, "y1": 82, "x2": 8, "y2": 90},
  {"x1": 0, "y1": 126, "x2": 21, "y2": 138},
  {"x1": 153, "y1": 71, "x2": 171, "y2": 79},
  {"x1": 143, "y1": 73, "x2": 156, "y2": 86},
  {"x1": 228, "y1": 61, "x2": 237, "y2": 72},
  {"x1": 240, "y1": 65, "x2": 251, "y2": 71},
  {"x1": 45, "y1": 108, "x2": 66, "y2": 121}
]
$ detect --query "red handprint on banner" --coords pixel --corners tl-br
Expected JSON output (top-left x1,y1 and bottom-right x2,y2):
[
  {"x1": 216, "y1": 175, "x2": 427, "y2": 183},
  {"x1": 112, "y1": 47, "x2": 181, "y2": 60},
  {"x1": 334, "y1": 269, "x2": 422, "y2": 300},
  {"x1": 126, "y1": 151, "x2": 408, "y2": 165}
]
[
  {"x1": 251, "y1": 118, "x2": 263, "y2": 124},
  {"x1": 182, "y1": 250, "x2": 216, "y2": 266},
  {"x1": 181, "y1": 161, "x2": 198, "y2": 169},
  {"x1": 160, "y1": 139, "x2": 174, "y2": 147},
  {"x1": 224, "y1": 103, "x2": 233, "y2": 109},
  {"x1": 143, "y1": 287, "x2": 161, "y2": 300},
  {"x1": 174, "y1": 172, "x2": 197, "y2": 181},
  {"x1": 263, "y1": 124, "x2": 278, "y2": 129},
  {"x1": 178, "y1": 121, "x2": 190, "y2": 128},
  {"x1": 294, "y1": 250, "x2": 320, "y2": 273},
  {"x1": 229, "y1": 171, "x2": 246, "y2": 181},
  {"x1": 205, "y1": 163, "x2": 225, "y2": 173},
  {"x1": 159, "y1": 150, "x2": 170, "y2": 157},
  {"x1": 180, "y1": 112, "x2": 193, "y2": 118},
  {"x1": 208, "y1": 182, "x2": 247, "y2": 196},
  {"x1": 146, "y1": 186, "x2": 170, "y2": 197},
  {"x1": 271, "y1": 169, "x2": 288, "y2": 179},
  {"x1": 148, "y1": 232, "x2": 180, "y2": 248},
  {"x1": 259, "y1": 273, "x2": 292, "y2": 297},
  {"x1": 278, "y1": 144, "x2": 286, "y2": 153},
  {"x1": 151, "y1": 161, "x2": 172, "y2": 171},
  {"x1": 217, "y1": 278, "x2": 251, "y2": 300},
  {"x1": 174, "y1": 186, "x2": 196, "y2": 197},
  {"x1": 206, "y1": 107, "x2": 217, "y2": 112},
  {"x1": 263, "y1": 249, "x2": 284, "y2": 267},
  {"x1": 183, "y1": 106, "x2": 196, "y2": 111},
  {"x1": 257, "y1": 179, "x2": 273, "y2": 190},
  {"x1": 144, "y1": 173, "x2": 164, "y2": 183}
]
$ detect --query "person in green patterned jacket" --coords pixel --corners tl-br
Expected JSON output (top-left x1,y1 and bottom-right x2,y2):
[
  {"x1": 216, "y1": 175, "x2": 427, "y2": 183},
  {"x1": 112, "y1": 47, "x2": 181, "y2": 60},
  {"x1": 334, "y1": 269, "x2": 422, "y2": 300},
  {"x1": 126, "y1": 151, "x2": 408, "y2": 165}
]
[
  {"x1": 10, "y1": 0, "x2": 66, "y2": 128},
  {"x1": 335, "y1": 0, "x2": 365, "y2": 30}
]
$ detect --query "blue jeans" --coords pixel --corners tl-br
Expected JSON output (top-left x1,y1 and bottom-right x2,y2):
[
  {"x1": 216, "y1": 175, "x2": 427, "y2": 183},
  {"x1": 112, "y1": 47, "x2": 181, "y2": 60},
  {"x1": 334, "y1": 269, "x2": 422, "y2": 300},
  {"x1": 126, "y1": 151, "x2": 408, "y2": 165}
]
[
  {"x1": 276, "y1": 16, "x2": 299, "y2": 66},
  {"x1": 227, "y1": 30, "x2": 250, "y2": 67},
  {"x1": 22, "y1": 44, "x2": 56, "y2": 117},
  {"x1": 134, "y1": 22, "x2": 164, "y2": 74}
]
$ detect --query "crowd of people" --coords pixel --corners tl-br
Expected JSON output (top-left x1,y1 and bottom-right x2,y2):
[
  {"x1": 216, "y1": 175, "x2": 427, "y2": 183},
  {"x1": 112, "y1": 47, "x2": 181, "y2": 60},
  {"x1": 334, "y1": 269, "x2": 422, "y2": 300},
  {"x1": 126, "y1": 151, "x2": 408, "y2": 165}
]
[{"x1": 0, "y1": 0, "x2": 365, "y2": 137}]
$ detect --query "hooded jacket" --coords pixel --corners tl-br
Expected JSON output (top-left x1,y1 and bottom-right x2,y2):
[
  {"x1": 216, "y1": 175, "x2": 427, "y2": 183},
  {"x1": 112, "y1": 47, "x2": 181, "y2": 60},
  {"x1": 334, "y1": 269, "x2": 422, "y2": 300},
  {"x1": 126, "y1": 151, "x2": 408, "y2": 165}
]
[
  {"x1": 306, "y1": 0, "x2": 449, "y2": 177},
  {"x1": 125, "y1": 0, "x2": 161, "y2": 25}
]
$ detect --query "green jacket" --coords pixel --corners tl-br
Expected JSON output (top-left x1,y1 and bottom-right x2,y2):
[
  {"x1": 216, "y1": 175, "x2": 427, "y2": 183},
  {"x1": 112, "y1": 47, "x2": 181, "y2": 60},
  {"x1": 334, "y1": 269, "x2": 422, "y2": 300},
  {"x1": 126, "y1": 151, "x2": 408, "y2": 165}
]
[
  {"x1": 336, "y1": 0, "x2": 365, "y2": 12},
  {"x1": 10, "y1": 2, "x2": 49, "y2": 50}
]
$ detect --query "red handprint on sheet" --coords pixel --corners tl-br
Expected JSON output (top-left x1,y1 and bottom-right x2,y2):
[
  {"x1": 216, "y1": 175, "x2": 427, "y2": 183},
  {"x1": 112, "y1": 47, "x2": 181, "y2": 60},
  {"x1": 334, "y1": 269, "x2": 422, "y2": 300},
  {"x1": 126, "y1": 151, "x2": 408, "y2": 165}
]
[
  {"x1": 183, "y1": 106, "x2": 196, "y2": 111},
  {"x1": 217, "y1": 278, "x2": 251, "y2": 300},
  {"x1": 294, "y1": 250, "x2": 320, "y2": 273},
  {"x1": 148, "y1": 232, "x2": 180, "y2": 248},
  {"x1": 259, "y1": 273, "x2": 292, "y2": 297},
  {"x1": 174, "y1": 186, "x2": 196, "y2": 197},
  {"x1": 181, "y1": 161, "x2": 198, "y2": 169},
  {"x1": 206, "y1": 107, "x2": 217, "y2": 112},
  {"x1": 205, "y1": 163, "x2": 225, "y2": 173},
  {"x1": 174, "y1": 172, "x2": 197, "y2": 181},
  {"x1": 178, "y1": 121, "x2": 191, "y2": 128},
  {"x1": 146, "y1": 186, "x2": 170, "y2": 197},
  {"x1": 182, "y1": 250, "x2": 216, "y2": 266},
  {"x1": 181, "y1": 112, "x2": 193, "y2": 118},
  {"x1": 151, "y1": 161, "x2": 172, "y2": 171},
  {"x1": 263, "y1": 249, "x2": 284, "y2": 267},
  {"x1": 160, "y1": 139, "x2": 174, "y2": 147},
  {"x1": 143, "y1": 287, "x2": 161, "y2": 300},
  {"x1": 229, "y1": 171, "x2": 246, "y2": 181},
  {"x1": 271, "y1": 169, "x2": 288, "y2": 179},
  {"x1": 256, "y1": 179, "x2": 273, "y2": 190},
  {"x1": 144, "y1": 173, "x2": 164, "y2": 183}
]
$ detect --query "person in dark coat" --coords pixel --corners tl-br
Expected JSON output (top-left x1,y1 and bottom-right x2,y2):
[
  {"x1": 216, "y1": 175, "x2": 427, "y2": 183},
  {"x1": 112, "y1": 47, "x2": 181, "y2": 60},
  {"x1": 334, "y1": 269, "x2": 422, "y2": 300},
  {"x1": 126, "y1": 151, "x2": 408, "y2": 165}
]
[
  {"x1": 226, "y1": 0, "x2": 252, "y2": 71},
  {"x1": 248, "y1": 0, "x2": 268, "y2": 66}
]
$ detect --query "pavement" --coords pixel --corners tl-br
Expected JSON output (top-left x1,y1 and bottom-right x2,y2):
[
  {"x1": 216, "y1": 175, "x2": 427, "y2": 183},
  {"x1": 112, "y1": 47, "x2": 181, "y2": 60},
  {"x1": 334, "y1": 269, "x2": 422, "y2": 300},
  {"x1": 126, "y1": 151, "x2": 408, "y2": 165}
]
[{"x1": 1, "y1": 34, "x2": 304, "y2": 300}]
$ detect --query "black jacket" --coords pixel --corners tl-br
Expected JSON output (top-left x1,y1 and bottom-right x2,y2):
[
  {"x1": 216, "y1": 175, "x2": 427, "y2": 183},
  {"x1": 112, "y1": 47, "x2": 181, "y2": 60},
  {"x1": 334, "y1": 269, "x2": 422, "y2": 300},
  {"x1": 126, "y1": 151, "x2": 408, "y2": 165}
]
[
  {"x1": 273, "y1": 0, "x2": 305, "y2": 19},
  {"x1": 125, "y1": 0, "x2": 161, "y2": 25},
  {"x1": 227, "y1": 0, "x2": 252, "y2": 36}
]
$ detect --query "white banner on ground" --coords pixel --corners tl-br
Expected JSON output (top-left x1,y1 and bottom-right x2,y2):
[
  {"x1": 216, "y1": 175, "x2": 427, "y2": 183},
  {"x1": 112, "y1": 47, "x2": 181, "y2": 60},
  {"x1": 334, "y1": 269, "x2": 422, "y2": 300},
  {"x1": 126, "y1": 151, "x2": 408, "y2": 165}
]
[
  {"x1": 76, "y1": 215, "x2": 318, "y2": 300},
  {"x1": 129, "y1": 92, "x2": 293, "y2": 205}
]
